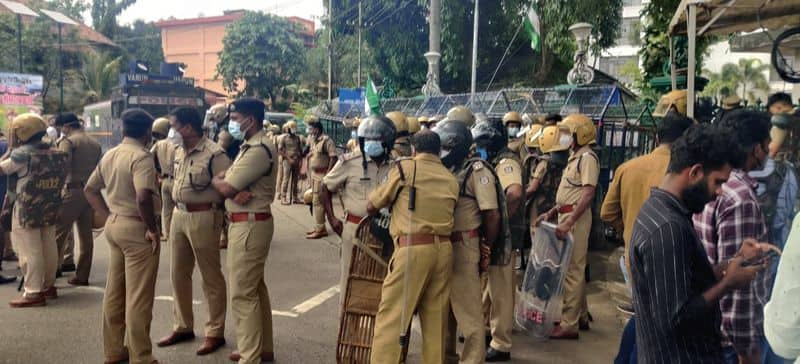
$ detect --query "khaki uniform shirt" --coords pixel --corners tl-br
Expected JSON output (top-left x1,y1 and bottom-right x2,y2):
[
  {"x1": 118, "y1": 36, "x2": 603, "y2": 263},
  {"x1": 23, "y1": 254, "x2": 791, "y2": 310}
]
[
  {"x1": 151, "y1": 139, "x2": 177, "y2": 178},
  {"x1": 172, "y1": 137, "x2": 231, "y2": 204},
  {"x1": 323, "y1": 153, "x2": 392, "y2": 218},
  {"x1": 532, "y1": 159, "x2": 548, "y2": 181},
  {"x1": 278, "y1": 133, "x2": 303, "y2": 160},
  {"x1": 224, "y1": 130, "x2": 277, "y2": 213},
  {"x1": 57, "y1": 129, "x2": 102, "y2": 184},
  {"x1": 555, "y1": 145, "x2": 599, "y2": 206},
  {"x1": 453, "y1": 161, "x2": 499, "y2": 232},
  {"x1": 369, "y1": 154, "x2": 458, "y2": 238},
  {"x1": 495, "y1": 157, "x2": 522, "y2": 191},
  {"x1": 308, "y1": 134, "x2": 337, "y2": 174},
  {"x1": 86, "y1": 138, "x2": 158, "y2": 217}
]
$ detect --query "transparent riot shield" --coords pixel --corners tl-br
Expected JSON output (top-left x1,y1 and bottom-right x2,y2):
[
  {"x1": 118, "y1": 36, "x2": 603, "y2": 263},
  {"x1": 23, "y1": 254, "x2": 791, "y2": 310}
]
[{"x1": 514, "y1": 222, "x2": 574, "y2": 340}]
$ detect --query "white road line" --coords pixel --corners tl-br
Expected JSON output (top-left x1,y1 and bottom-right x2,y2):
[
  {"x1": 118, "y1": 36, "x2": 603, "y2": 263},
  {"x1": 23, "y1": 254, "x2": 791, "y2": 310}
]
[
  {"x1": 155, "y1": 295, "x2": 201, "y2": 305},
  {"x1": 291, "y1": 285, "x2": 340, "y2": 314},
  {"x1": 272, "y1": 310, "x2": 299, "y2": 318}
]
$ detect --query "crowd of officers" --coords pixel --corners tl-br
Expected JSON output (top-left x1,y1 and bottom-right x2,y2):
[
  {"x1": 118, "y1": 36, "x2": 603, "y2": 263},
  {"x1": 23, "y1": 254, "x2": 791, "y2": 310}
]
[
  {"x1": 0, "y1": 94, "x2": 602, "y2": 364},
  {"x1": 322, "y1": 105, "x2": 601, "y2": 364}
]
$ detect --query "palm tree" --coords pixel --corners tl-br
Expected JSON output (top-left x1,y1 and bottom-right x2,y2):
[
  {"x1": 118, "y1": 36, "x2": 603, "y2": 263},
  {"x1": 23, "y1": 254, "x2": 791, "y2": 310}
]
[
  {"x1": 81, "y1": 51, "x2": 122, "y2": 105},
  {"x1": 736, "y1": 58, "x2": 770, "y2": 102}
]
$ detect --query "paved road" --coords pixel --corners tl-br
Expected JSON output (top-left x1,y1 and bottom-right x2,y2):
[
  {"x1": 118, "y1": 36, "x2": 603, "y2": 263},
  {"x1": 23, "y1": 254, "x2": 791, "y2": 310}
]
[{"x1": 0, "y1": 202, "x2": 622, "y2": 364}]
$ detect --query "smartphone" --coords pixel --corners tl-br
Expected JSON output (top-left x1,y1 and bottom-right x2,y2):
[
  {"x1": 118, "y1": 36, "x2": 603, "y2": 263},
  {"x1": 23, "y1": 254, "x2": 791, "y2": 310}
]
[{"x1": 741, "y1": 250, "x2": 781, "y2": 267}]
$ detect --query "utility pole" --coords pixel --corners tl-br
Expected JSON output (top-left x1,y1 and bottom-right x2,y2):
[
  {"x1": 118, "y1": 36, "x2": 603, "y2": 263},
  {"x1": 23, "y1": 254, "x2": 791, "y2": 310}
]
[
  {"x1": 357, "y1": 0, "x2": 362, "y2": 87},
  {"x1": 470, "y1": 0, "x2": 479, "y2": 105},
  {"x1": 327, "y1": 0, "x2": 333, "y2": 101}
]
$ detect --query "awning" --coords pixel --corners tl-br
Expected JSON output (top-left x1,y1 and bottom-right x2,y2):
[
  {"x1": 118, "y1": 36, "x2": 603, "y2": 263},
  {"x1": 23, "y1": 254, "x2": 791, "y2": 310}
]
[{"x1": 669, "y1": 0, "x2": 800, "y2": 37}]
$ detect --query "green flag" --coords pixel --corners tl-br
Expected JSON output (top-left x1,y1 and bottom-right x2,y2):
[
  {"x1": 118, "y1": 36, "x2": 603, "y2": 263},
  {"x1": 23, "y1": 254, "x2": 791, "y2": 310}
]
[
  {"x1": 523, "y1": 6, "x2": 541, "y2": 52},
  {"x1": 365, "y1": 76, "x2": 381, "y2": 116}
]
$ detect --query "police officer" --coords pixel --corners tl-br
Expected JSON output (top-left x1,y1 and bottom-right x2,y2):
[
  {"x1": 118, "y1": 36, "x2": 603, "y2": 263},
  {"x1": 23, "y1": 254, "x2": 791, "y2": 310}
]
[
  {"x1": 204, "y1": 103, "x2": 228, "y2": 142},
  {"x1": 277, "y1": 120, "x2": 303, "y2": 204},
  {"x1": 435, "y1": 119, "x2": 501, "y2": 364},
  {"x1": 446, "y1": 106, "x2": 476, "y2": 127},
  {"x1": 156, "y1": 107, "x2": 231, "y2": 356},
  {"x1": 473, "y1": 118, "x2": 524, "y2": 362},
  {"x1": 305, "y1": 117, "x2": 337, "y2": 239},
  {"x1": 522, "y1": 124, "x2": 544, "y2": 227},
  {"x1": 537, "y1": 114, "x2": 599, "y2": 339},
  {"x1": 52, "y1": 112, "x2": 102, "y2": 286},
  {"x1": 84, "y1": 108, "x2": 161, "y2": 364},
  {"x1": 345, "y1": 118, "x2": 361, "y2": 154},
  {"x1": 503, "y1": 111, "x2": 524, "y2": 156},
  {"x1": 407, "y1": 116, "x2": 420, "y2": 136},
  {"x1": 320, "y1": 115, "x2": 396, "y2": 300},
  {"x1": 211, "y1": 98, "x2": 277, "y2": 363},
  {"x1": 367, "y1": 130, "x2": 459, "y2": 364},
  {"x1": 386, "y1": 111, "x2": 412, "y2": 157},
  {"x1": 0, "y1": 113, "x2": 67, "y2": 307},
  {"x1": 418, "y1": 116, "x2": 432, "y2": 130},
  {"x1": 152, "y1": 117, "x2": 177, "y2": 241},
  {"x1": 528, "y1": 125, "x2": 570, "y2": 228}
]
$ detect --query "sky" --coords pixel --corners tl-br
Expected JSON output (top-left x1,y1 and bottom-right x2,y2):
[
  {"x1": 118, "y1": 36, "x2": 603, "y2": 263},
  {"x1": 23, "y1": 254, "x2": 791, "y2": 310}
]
[{"x1": 83, "y1": 0, "x2": 324, "y2": 27}]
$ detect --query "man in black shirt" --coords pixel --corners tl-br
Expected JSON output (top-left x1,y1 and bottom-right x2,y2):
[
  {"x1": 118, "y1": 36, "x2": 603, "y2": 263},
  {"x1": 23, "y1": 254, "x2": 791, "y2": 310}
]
[{"x1": 630, "y1": 124, "x2": 772, "y2": 364}]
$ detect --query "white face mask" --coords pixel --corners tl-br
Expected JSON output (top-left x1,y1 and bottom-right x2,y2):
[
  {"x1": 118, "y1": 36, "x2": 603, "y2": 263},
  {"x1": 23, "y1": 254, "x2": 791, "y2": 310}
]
[
  {"x1": 167, "y1": 127, "x2": 183, "y2": 145},
  {"x1": 439, "y1": 149, "x2": 451, "y2": 159},
  {"x1": 559, "y1": 133, "x2": 573, "y2": 148}
]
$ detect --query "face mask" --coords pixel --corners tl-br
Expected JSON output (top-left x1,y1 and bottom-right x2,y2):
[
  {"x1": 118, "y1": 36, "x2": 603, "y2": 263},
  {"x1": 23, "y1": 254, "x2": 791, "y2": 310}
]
[
  {"x1": 549, "y1": 150, "x2": 569, "y2": 165},
  {"x1": 476, "y1": 147, "x2": 489, "y2": 161},
  {"x1": 364, "y1": 140, "x2": 384, "y2": 158},
  {"x1": 683, "y1": 176, "x2": 713, "y2": 213},
  {"x1": 46, "y1": 126, "x2": 58, "y2": 141},
  {"x1": 439, "y1": 149, "x2": 451, "y2": 159},
  {"x1": 508, "y1": 127, "x2": 520, "y2": 139},
  {"x1": 559, "y1": 134, "x2": 574, "y2": 149},
  {"x1": 167, "y1": 127, "x2": 183, "y2": 145},
  {"x1": 351, "y1": 131, "x2": 358, "y2": 140},
  {"x1": 228, "y1": 120, "x2": 245, "y2": 141}
]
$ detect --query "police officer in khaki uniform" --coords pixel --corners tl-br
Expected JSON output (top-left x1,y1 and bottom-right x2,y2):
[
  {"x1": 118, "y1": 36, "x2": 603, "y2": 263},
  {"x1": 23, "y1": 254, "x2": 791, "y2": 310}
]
[
  {"x1": 84, "y1": 108, "x2": 161, "y2": 364},
  {"x1": 306, "y1": 118, "x2": 337, "y2": 239},
  {"x1": 151, "y1": 117, "x2": 177, "y2": 241},
  {"x1": 503, "y1": 112, "x2": 525, "y2": 156},
  {"x1": 528, "y1": 125, "x2": 570, "y2": 229},
  {"x1": 320, "y1": 115, "x2": 395, "y2": 302},
  {"x1": 211, "y1": 98, "x2": 277, "y2": 364},
  {"x1": 407, "y1": 116, "x2": 420, "y2": 136},
  {"x1": 386, "y1": 111, "x2": 412, "y2": 158},
  {"x1": 537, "y1": 114, "x2": 599, "y2": 339},
  {"x1": 155, "y1": 107, "x2": 231, "y2": 355},
  {"x1": 277, "y1": 120, "x2": 303, "y2": 204},
  {"x1": 1, "y1": 114, "x2": 67, "y2": 307},
  {"x1": 367, "y1": 130, "x2": 459, "y2": 364},
  {"x1": 52, "y1": 113, "x2": 102, "y2": 286},
  {"x1": 472, "y1": 118, "x2": 524, "y2": 362},
  {"x1": 435, "y1": 119, "x2": 500, "y2": 364}
]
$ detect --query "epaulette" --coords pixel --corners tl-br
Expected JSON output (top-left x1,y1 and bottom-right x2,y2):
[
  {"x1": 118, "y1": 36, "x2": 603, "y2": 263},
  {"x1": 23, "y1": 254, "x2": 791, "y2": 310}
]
[{"x1": 472, "y1": 161, "x2": 484, "y2": 170}]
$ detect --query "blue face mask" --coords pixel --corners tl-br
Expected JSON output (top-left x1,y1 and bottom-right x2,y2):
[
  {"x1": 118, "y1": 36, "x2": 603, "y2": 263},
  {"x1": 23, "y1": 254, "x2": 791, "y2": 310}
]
[
  {"x1": 364, "y1": 140, "x2": 384, "y2": 158},
  {"x1": 351, "y1": 131, "x2": 358, "y2": 140},
  {"x1": 476, "y1": 147, "x2": 489, "y2": 160},
  {"x1": 228, "y1": 120, "x2": 245, "y2": 141}
]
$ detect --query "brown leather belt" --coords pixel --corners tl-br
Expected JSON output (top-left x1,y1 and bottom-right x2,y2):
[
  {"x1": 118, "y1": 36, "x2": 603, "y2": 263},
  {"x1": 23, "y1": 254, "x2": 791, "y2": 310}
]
[
  {"x1": 345, "y1": 213, "x2": 363, "y2": 224},
  {"x1": 312, "y1": 167, "x2": 328, "y2": 174},
  {"x1": 398, "y1": 234, "x2": 450, "y2": 247},
  {"x1": 160, "y1": 174, "x2": 173, "y2": 180},
  {"x1": 175, "y1": 202, "x2": 216, "y2": 212},
  {"x1": 558, "y1": 204, "x2": 576, "y2": 214},
  {"x1": 65, "y1": 181, "x2": 85, "y2": 189},
  {"x1": 450, "y1": 229, "x2": 480, "y2": 243},
  {"x1": 228, "y1": 212, "x2": 272, "y2": 223}
]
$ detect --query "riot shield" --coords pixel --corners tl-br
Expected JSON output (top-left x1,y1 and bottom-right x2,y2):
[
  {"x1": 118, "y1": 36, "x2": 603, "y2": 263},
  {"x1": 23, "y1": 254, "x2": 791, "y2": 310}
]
[{"x1": 514, "y1": 222, "x2": 574, "y2": 340}]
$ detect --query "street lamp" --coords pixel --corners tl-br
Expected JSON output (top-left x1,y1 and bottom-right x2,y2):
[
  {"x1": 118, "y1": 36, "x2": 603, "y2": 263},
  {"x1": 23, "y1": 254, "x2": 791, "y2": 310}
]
[
  {"x1": 567, "y1": 22, "x2": 595, "y2": 86},
  {"x1": 40, "y1": 9, "x2": 77, "y2": 113},
  {"x1": 0, "y1": 1, "x2": 38, "y2": 73}
]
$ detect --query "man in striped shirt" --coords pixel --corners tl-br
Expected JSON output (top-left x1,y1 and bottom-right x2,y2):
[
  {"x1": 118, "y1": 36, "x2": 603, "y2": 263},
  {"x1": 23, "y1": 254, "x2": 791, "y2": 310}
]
[
  {"x1": 630, "y1": 124, "x2": 771, "y2": 364},
  {"x1": 693, "y1": 110, "x2": 774, "y2": 364}
]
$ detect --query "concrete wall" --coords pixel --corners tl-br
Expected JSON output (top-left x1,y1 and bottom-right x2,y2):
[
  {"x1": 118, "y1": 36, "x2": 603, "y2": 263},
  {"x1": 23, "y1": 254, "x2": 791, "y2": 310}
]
[{"x1": 160, "y1": 19, "x2": 230, "y2": 95}]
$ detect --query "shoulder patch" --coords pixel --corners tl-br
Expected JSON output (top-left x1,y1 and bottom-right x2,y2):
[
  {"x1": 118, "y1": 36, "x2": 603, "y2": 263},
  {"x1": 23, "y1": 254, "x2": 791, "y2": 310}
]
[
  {"x1": 504, "y1": 165, "x2": 514, "y2": 174},
  {"x1": 479, "y1": 175, "x2": 490, "y2": 185}
]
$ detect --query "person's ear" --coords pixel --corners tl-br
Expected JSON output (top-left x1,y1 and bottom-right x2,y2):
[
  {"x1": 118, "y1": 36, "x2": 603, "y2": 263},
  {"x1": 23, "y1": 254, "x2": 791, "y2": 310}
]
[{"x1": 688, "y1": 164, "x2": 704, "y2": 183}]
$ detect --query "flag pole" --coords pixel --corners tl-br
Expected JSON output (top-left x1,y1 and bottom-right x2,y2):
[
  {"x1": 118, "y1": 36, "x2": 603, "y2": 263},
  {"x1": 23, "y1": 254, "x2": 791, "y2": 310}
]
[{"x1": 470, "y1": 0, "x2": 479, "y2": 106}]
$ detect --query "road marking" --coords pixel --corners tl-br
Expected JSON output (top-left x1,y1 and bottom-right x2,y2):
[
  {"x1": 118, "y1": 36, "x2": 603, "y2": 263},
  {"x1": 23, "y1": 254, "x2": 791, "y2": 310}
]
[
  {"x1": 272, "y1": 310, "x2": 299, "y2": 318},
  {"x1": 155, "y1": 295, "x2": 201, "y2": 305},
  {"x1": 292, "y1": 285, "x2": 340, "y2": 314}
]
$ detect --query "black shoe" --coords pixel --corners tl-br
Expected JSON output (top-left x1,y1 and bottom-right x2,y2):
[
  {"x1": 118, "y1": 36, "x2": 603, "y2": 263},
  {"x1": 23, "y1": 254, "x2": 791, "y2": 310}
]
[
  {"x1": 3, "y1": 253, "x2": 17, "y2": 262},
  {"x1": 617, "y1": 303, "x2": 634, "y2": 315},
  {"x1": 0, "y1": 275, "x2": 15, "y2": 284},
  {"x1": 458, "y1": 335, "x2": 465, "y2": 343},
  {"x1": 61, "y1": 263, "x2": 76, "y2": 272},
  {"x1": 56, "y1": 269, "x2": 63, "y2": 278},
  {"x1": 485, "y1": 335, "x2": 492, "y2": 346},
  {"x1": 579, "y1": 318, "x2": 590, "y2": 331},
  {"x1": 485, "y1": 347, "x2": 510, "y2": 362}
]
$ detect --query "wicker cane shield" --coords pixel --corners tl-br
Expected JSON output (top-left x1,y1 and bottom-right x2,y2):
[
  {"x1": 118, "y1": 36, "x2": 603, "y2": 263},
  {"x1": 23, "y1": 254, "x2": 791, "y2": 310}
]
[{"x1": 336, "y1": 217, "x2": 409, "y2": 363}]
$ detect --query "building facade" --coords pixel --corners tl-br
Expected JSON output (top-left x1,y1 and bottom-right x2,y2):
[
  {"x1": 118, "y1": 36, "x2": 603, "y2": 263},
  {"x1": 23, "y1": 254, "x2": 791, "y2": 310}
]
[{"x1": 594, "y1": 0, "x2": 646, "y2": 87}]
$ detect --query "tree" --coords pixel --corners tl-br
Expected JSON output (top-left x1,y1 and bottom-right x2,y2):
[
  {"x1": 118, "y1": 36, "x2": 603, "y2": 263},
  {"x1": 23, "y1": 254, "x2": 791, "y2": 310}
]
[
  {"x1": 115, "y1": 20, "x2": 164, "y2": 68},
  {"x1": 80, "y1": 51, "x2": 121, "y2": 104},
  {"x1": 216, "y1": 11, "x2": 306, "y2": 109},
  {"x1": 91, "y1": 0, "x2": 137, "y2": 40},
  {"x1": 701, "y1": 59, "x2": 770, "y2": 102}
]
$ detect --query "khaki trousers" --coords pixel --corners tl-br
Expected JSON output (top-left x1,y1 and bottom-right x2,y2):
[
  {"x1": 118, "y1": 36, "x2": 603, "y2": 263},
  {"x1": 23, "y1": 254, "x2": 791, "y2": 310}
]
[
  {"x1": 371, "y1": 240, "x2": 453, "y2": 364},
  {"x1": 339, "y1": 221, "x2": 357, "y2": 306},
  {"x1": 558, "y1": 210, "x2": 591, "y2": 332},
  {"x1": 102, "y1": 214, "x2": 159, "y2": 364},
  {"x1": 56, "y1": 187, "x2": 95, "y2": 280},
  {"x1": 483, "y1": 261, "x2": 514, "y2": 352},
  {"x1": 280, "y1": 159, "x2": 300, "y2": 200},
  {"x1": 445, "y1": 235, "x2": 485, "y2": 364},
  {"x1": 11, "y1": 218, "x2": 56, "y2": 296},
  {"x1": 228, "y1": 217, "x2": 274, "y2": 364},
  {"x1": 311, "y1": 177, "x2": 325, "y2": 229},
  {"x1": 169, "y1": 209, "x2": 227, "y2": 338},
  {"x1": 160, "y1": 179, "x2": 174, "y2": 238},
  {"x1": 275, "y1": 156, "x2": 284, "y2": 198}
]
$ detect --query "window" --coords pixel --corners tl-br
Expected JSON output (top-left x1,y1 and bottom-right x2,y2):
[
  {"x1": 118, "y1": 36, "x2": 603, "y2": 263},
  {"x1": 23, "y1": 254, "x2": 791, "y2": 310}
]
[{"x1": 617, "y1": 18, "x2": 642, "y2": 46}]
